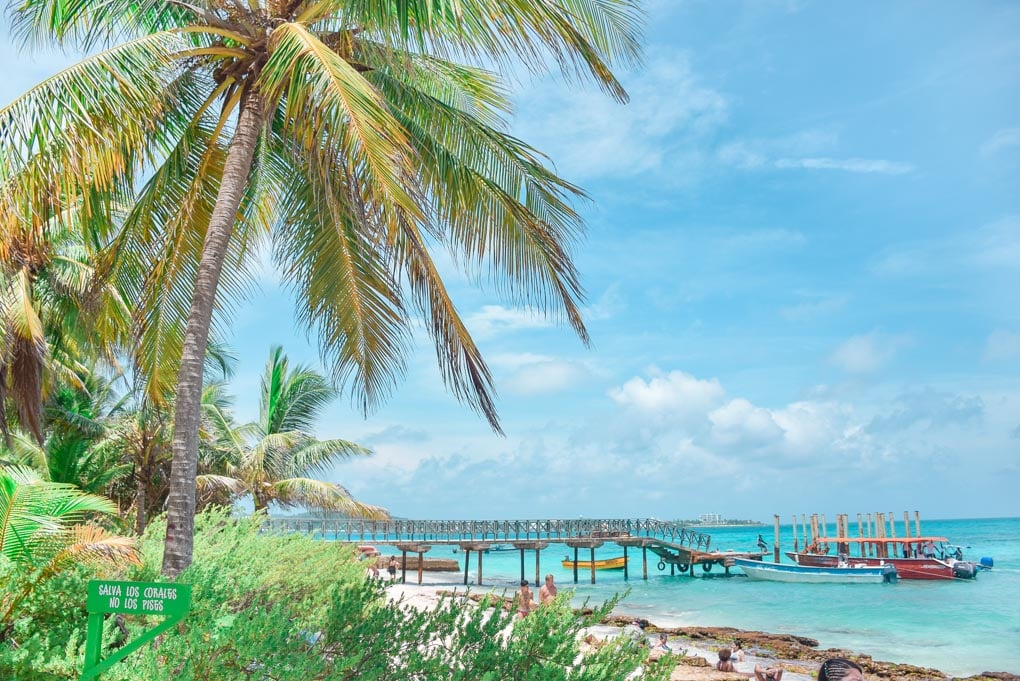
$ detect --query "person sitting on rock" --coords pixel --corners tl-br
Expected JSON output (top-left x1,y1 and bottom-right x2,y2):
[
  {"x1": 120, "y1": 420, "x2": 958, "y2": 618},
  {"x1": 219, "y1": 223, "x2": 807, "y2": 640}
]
[
  {"x1": 755, "y1": 663, "x2": 785, "y2": 681},
  {"x1": 716, "y1": 648, "x2": 736, "y2": 672}
]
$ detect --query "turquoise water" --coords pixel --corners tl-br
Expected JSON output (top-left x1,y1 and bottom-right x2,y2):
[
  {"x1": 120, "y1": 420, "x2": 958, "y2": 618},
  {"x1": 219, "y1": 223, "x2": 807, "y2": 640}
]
[{"x1": 371, "y1": 517, "x2": 1019, "y2": 675}]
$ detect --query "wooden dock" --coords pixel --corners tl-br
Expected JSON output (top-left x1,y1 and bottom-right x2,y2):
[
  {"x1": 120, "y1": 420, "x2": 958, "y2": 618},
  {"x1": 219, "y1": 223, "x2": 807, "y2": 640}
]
[{"x1": 262, "y1": 517, "x2": 765, "y2": 585}]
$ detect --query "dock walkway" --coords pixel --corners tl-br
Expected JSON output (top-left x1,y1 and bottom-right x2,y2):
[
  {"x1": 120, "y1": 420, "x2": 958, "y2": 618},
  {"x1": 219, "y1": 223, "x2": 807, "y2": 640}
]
[{"x1": 262, "y1": 517, "x2": 764, "y2": 586}]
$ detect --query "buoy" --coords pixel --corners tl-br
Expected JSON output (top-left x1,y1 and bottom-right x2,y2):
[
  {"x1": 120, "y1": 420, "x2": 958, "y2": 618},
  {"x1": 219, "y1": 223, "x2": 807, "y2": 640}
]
[{"x1": 657, "y1": 561, "x2": 666, "y2": 571}]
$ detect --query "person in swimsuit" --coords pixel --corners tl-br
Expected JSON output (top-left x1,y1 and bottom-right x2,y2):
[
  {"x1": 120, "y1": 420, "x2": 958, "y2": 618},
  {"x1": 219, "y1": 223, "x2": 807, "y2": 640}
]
[
  {"x1": 755, "y1": 664, "x2": 785, "y2": 681},
  {"x1": 539, "y1": 573, "x2": 557, "y2": 604},
  {"x1": 517, "y1": 580, "x2": 534, "y2": 618},
  {"x1": 717, "y1": 648, "x2": 735, "y2": 672}
]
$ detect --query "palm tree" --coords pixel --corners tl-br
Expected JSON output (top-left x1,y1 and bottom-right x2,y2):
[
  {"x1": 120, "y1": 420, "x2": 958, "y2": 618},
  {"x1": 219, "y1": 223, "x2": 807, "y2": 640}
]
[
  {"x1": 0, "y1": 466, "x2": 140, "y2": 636},
  {"x1": 199, "y1": 347, "x2": 382, "y2": 516},
  {"x1": 0, "y1": 206, "x2": 131, "y2": 445},
  {"x1": 2, "y1": 0, "x2": 643, "y2": 575}
]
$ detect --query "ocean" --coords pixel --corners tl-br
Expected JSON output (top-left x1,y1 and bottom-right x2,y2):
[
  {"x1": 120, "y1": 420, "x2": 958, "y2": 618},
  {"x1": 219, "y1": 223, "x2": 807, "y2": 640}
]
[{"x1": 370, "y1": 517, "x2": 1019, "y2": 676}]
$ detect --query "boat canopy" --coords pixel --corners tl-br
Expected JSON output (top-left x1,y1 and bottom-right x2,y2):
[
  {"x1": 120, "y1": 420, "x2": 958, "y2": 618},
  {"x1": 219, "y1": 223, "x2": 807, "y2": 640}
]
[{"x1": 814, "y1": 536, "x2": 949, "y2": 543}]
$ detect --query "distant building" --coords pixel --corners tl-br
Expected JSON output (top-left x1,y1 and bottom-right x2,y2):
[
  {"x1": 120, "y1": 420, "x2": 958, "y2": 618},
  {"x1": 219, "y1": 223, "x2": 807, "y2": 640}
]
[{"x1": 698, "y1": 513, "x2": 723, "y2": 524}]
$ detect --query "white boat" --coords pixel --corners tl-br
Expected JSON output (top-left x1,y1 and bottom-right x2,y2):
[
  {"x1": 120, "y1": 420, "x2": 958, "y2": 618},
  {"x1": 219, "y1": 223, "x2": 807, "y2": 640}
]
[{"x1": 733, "y1": 558, "x2": 897, "y2": 584}]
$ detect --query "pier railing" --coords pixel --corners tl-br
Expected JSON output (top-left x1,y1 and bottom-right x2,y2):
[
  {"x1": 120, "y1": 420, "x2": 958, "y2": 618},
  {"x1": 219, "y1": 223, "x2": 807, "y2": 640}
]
[{"x1": 260, "y1": 517, "x2": 712, "y2": 551}]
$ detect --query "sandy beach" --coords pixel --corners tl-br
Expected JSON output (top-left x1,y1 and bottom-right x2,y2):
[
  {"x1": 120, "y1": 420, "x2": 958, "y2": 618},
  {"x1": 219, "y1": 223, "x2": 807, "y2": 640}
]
[
  {"x1": 383, "y1": 572, "x2": 812, "y2": 681},
  {"x1": 379, "y1": 572, "x2": 1016, "y2": 681}
]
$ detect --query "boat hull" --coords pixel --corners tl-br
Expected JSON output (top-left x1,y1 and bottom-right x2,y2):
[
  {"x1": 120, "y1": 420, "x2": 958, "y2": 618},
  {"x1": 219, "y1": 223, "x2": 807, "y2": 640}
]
[
  {"x1": 561, "y1": 556, "x2": 628, "y2": 570},
  {"x1": 785, "y1": 552, "x2": 962, "y2": 580},
  {"x1": 735, "y1": 558, "x2": 895, "y2": 584}
]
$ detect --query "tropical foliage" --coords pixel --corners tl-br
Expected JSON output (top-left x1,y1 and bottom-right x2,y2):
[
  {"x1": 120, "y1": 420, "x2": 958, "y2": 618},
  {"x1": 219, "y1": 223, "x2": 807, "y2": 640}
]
[
  {"x1": 1, "y1": 0, "x2": 643, "y2": 575},
  {"x1": 0, "y1": 466, "x2": 140, "y2": 637},
  {"x1": 0, "y1": 509, "x2": 671, "y2": 681},
  {"x1": 199, "y1": 346, "x2": 382, "y2": 516}
]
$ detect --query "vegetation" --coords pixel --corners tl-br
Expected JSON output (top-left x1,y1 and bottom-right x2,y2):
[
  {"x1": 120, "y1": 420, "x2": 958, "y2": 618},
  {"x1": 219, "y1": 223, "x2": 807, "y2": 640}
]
[
  {"x1": 0, "y1": 466, "x2": 139, "y2": 638},
  {"x1": 1, "y1": 0, "x2": 642, "y2": 576},
  {"x1": 0, "y1": 509, "x2": 669, "y2": 681},
  {"x1": 198, "y1": 346, "x2": 383, "y2": 517}
]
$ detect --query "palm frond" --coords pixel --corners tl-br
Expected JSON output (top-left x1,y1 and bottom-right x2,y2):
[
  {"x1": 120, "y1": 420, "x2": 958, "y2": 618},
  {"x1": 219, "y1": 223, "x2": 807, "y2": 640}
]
[{"x1": 271, "y1": 476, "x2": 388, "y2": 518}]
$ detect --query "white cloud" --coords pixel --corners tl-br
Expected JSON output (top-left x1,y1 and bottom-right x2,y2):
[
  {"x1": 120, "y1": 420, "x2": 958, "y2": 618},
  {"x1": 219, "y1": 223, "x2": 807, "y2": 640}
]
[
  {"x1": 831, "y1": 333, "x2": 910, "y2": 374},
  {"x1": 781, "y1": 294, "x2": 849, "y2": 321},
  {"x1": 502, "y1": 359, "x2": 589, "y2": 395},
  {"x1": 709, "y1": 398, "x2": 783, "y2": 445},
  {"x1": 718, "y1": 131, "x2": 913, "y2": 175},
  {"x1": 465, "y1": 305, "x2": 554, "y2": 338},
  {"x1": 512, "y1": 53, "x2": 729, "y2": 180},
  {"x1": 985, "y1": 331, "x2": 1020, "y2": 362},
  {"x1": 608, "y1": 370, "x2": 724, "y2": 415},
  {"x1": 773, "y1": 157, "x2": 914, "y2": 174},
  {"x1": 981, "y1": 127, "x2": 1020, "y2": 156}
]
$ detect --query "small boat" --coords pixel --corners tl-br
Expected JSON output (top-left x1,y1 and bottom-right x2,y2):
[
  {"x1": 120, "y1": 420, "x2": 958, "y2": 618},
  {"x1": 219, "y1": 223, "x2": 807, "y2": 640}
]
[
  {"x1": 561, "y1": 556, "x2": 628, "y2": 570},
  {"x1": 485, "y1": 544, "x2": 515, "y2": 552},
  {"x1": 734, "y1": 558, "x2": 897, "y2": 583},
  {"x1": 786, "y1": 536, "x2": 981, "y2": 581}
]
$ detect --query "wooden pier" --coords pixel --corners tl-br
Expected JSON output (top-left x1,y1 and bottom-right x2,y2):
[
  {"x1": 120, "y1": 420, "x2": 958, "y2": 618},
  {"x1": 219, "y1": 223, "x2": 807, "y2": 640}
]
[{"x1": 262, "y1": 517, "x2": 765, "y2": 585}]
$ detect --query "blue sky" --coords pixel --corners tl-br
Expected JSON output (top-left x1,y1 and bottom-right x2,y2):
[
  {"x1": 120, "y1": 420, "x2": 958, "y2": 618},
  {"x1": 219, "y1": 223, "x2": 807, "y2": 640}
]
[{"x1": 3, "y1": 1, "x2": 1018, "y2": 521}]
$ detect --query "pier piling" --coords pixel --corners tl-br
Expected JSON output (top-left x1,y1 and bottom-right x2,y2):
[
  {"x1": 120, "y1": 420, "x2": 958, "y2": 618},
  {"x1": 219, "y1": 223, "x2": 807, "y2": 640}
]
[
  {"x1": 623, "y1": 545, "x2": 629, "y2": 580},
  {"x1": 914, "y1": 511, "x2": 921, "y2": 538},
  {"x1": 773, "y1": 515, "x2": 781, "y2": 563}
]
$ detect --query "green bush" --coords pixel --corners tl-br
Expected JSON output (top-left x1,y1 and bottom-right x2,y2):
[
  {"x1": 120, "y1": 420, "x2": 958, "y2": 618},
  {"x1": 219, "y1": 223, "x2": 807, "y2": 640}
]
[{"x1": 2, "y1": 510, "x2": 668, "y2": 681}]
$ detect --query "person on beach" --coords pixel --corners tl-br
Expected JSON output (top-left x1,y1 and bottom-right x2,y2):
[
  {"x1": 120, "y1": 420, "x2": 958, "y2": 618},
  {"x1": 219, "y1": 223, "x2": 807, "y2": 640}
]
[
  {"x1": 653, "y1": 633, "x2": 671, "y2": 652},
  {"x1": 539, "y1": 573, "x2": 558, "y2": 604},
  {"x1": 387, "y1": 557, "x2": 398, "y2": 580},
  {"x1": 817, "y1": 658, "x2": 864, "y2": 681},
  {"x1": 731, "y1": 640, "x2": 745, "y2": 662},
  {"x1": 716, "y1": 648, "x2": 735, "y2": 672},
  {"x1": 754, "y1": 663, "x2": 785, "y2": 681},
  {"x1": 517, "y1": 580, "x2": 534, "y2": 618}
]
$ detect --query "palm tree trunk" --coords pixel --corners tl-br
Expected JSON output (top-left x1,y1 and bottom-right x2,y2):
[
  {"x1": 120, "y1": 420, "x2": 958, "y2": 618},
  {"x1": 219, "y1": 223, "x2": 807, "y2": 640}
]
[
  {"x1": 162, "y1": 90, "x2": 265, "y2": 577},
  {"x1": 135, "y1": 468, "x2": 146, "y2": 535}
]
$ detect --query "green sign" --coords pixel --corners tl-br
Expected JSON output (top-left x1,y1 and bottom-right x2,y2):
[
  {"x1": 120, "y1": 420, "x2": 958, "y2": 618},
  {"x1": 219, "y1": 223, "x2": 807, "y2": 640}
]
[{"x1": 82, "y1": 580, "x2": 192, "y2": 680}]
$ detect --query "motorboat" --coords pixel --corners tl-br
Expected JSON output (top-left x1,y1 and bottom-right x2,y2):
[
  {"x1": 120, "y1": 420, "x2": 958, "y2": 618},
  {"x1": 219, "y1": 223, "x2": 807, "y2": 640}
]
[
  {"x1": 561, "y1": 556, "x2": 628, "y2": 570},
  {"x1": 734, "y1": 557, "x2": 897, "y2": 583},
  {"x1": 786, "y1": 536, "x2": 980, "y2": 580}
]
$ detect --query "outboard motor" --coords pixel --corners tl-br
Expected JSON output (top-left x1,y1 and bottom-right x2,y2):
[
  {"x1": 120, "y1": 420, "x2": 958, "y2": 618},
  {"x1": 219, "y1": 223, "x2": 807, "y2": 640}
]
[
  {"x1": 979, "y1": 557, "x2": 994, "y2": 570},
  {"x1": 952, "y1": 561, "x2": 978, "y2": 580}
]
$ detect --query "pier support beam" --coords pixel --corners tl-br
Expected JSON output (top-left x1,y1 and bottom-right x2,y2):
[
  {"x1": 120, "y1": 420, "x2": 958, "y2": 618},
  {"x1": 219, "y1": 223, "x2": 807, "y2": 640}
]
[
  {"x1": 463, "y1": 549, "x2": 471, "y2": 585},
  {"x1": 401, "y1": 550, "x2": 407, "y2": 583},
  {"x1": 642, "y1": 546, "x2": 648, "y2": 580},
  {"x1": 590, "y1": 546, "x2": 596, "y2": 584},
  {"x1": 574, "y1": 547, "x2": 579, "y2": 584},
  {"x1": 623, "y1": 545, "x2": 629, "y2": 580}
]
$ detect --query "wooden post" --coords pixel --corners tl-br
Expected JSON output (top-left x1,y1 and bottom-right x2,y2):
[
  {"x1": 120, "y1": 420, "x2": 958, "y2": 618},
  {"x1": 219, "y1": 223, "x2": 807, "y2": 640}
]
[
  {"x1": 904, "y1": 511, "x2": 911, "y2": 538},
  {"x1": 401, "y1": 550, "x2": 408, "y2": 584},
  {"x1": 914, "y1": 511, "x2": 921, "y2": 538},
  {"x1": 642, "y1": 546, "x2": 648, "y2": 580},
  {"x1": 810, "y1": 514, "x2": 819, "y2": 546},
  {"x1": 590, "y1": 546, "x2": 596, "y2": 584},
  {"x1": 463, "y1": 549, "x2": 470, "y2": 585},
  {"x1": 875, "y1": 513, "x2": 886, "y2": 558},
  {"x1": 888, "y1": 512, "x2": 895, "y2": 541},
  {"x1": 519, "y1": 548, "x2": 525, "y2": 582},
  {"x1": 820, "y1": 514, "x2": 827, "y2": 543},
  {"x1": 417, "y1": 551, "x2": 424, "y2": 585},
  {"x1": 671, "y1": 561, "x2": 675, "y2": 576},
  {"x1": 857, "y1": 514, "x2": 864, "y2": 556},
  {"x1": 623, "y1": 545, "x2": 629, "y2": 581},
  {"x1": 773, "y1": 515, "x2": 781, "y2": 563},
  {"x1": 573, "y1": 547, "x2": 579, "y2": 584},
  {"x1": 792, "y1": 516, "x2": 799, "y2": 552},
  {"x1": 865, "y1": 514, "x2": 873, "y2": 556},
  {"x1": 535, "y1": 549, "x2": 541, "y2": 587},
  {"x1": 477, "y1": 548, "x2": 483, "y2": 586}
]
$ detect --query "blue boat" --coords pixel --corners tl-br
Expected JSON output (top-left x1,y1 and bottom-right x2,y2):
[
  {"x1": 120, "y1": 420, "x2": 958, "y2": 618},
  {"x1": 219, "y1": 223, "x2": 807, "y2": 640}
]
[{"x1": 734, "y1": 557, "x2": 897, "y2": 583}]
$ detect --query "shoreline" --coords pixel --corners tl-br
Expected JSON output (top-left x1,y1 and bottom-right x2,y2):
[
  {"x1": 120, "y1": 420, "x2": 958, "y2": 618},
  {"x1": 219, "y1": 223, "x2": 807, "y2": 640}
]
[{"x1": 381, "y1": 573, "x2": 1017, "y2": 681}]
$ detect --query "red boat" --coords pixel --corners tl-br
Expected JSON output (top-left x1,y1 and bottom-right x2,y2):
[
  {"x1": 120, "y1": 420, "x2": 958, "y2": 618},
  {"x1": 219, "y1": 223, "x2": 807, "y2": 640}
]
[{"x1": 786, "y1": 536, "x2": 978, "y2": 581}]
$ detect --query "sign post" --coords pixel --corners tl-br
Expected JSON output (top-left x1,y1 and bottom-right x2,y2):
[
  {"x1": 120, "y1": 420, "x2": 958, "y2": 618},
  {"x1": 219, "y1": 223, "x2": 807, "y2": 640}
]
[{"x1": 82, "y1": 580, "x2": 192, "y2": 681}]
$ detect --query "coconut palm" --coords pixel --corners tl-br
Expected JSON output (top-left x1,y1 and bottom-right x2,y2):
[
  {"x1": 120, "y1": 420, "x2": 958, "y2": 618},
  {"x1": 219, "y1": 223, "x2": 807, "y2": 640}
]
[
  {"x1": 198, "y1": 346, "x2": 381, "y2": 516},
  {"x1": 0, "y1": 206, "x2": 131, "y2": 446},
  {"x1": 2, "y1": 0, "x2": 643, "y2": 575}
]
